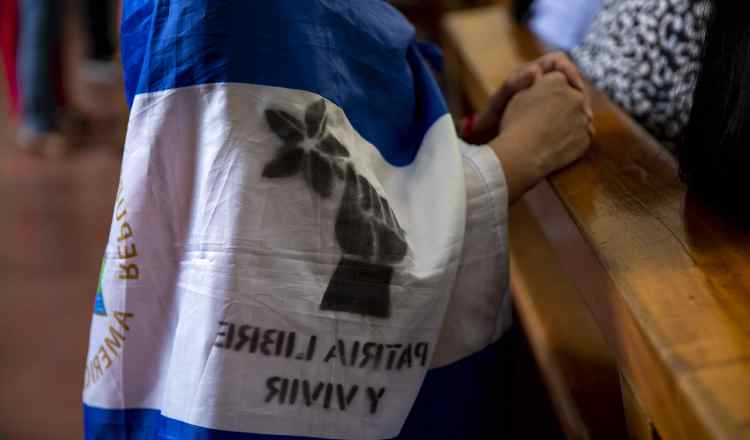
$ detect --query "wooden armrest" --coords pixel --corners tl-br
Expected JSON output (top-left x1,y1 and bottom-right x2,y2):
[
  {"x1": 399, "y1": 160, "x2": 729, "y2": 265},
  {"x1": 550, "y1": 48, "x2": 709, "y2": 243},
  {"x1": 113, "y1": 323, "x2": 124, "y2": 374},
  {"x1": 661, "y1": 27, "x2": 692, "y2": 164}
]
[{"x1": 444, "y1": 5, "x2": 750, "y2": 440}]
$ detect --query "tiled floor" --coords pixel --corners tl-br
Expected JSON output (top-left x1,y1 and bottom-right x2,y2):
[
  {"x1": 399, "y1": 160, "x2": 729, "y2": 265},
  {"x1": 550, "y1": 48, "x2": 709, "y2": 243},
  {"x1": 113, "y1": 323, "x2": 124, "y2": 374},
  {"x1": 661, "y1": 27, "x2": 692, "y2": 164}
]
[{"x1": 0, "y1": 67, "x2": 127, "y2": 439}]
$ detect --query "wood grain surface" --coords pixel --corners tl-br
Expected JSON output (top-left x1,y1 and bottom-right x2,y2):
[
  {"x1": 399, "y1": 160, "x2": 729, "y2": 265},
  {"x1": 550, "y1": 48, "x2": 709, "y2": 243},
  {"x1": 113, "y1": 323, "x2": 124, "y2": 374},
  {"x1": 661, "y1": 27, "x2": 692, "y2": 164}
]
[{"x1": 444, "y1": 5, "x2": 750, "y2": 439}]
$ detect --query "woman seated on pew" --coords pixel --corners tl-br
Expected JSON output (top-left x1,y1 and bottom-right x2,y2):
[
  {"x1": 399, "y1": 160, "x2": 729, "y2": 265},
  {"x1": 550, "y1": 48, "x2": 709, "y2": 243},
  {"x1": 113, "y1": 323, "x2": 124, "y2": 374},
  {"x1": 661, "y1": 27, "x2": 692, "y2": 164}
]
[
  {"x1": 81, "y1": 2, "x2": 592, "y2": 439},
  {"x1": 568, "y1": 0, "x2": 749, "y2": 220},
  {"x1": 571, "y1": 0, "x2": 710, "y2": 149}
]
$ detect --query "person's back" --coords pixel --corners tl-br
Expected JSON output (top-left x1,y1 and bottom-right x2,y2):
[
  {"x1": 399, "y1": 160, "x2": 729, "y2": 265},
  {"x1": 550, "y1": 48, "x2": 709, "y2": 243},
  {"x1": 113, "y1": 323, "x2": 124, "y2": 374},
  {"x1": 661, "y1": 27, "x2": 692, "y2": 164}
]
[{"x1": 82, "y1": 2, "x2": 592, "y2": 439}]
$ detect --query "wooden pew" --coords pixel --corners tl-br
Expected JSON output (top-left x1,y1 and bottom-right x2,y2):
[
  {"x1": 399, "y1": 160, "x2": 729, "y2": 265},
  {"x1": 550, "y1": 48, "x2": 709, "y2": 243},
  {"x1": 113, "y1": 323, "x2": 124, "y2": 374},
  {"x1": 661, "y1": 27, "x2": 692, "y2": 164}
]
[
  {"x1": 443, "y1": 5, "x2": 750, "y2": 440},
  {"x1": 443, "y1": 9, "x2": 629, "y2": 439}
]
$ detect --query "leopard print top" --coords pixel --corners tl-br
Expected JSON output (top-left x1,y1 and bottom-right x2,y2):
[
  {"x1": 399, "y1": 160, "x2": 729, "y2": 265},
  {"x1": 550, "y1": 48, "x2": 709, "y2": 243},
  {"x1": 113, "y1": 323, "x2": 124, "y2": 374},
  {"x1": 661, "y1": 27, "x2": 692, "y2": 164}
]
[{"x1": 572, "y1": 0, "x2": 711, "y2": 148}]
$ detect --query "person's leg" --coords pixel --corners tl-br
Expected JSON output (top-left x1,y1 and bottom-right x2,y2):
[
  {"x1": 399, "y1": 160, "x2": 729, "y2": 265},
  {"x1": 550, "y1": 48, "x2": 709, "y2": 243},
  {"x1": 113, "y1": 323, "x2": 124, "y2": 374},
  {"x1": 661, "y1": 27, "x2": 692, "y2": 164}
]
[
  {"x1": 81, "y1": 0, "x2": 119, "y2": 86},
  {"x1": 18, "y1": 0, "x2": 61, "y2": 140},
  {"x1": 86, "y1": 0, "x2": 114, "y2": 62}
]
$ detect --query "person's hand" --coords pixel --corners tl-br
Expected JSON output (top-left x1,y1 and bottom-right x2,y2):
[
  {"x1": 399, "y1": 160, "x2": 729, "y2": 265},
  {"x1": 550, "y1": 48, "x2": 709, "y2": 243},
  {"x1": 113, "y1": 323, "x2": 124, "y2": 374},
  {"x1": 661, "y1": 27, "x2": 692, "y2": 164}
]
[
  {"x1": 490, "y1": 71, "x2": 593, "y2": 202},
  {"x1": 463, "y1": 52, "x2": 592, "y2": 145}
]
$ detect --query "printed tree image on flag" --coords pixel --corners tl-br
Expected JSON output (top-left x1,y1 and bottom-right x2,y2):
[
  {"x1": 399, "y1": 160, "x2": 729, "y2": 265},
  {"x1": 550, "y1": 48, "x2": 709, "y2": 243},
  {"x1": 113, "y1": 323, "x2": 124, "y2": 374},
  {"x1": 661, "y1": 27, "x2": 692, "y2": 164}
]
[{"x1": 262, "y1": 100, "x2": 407, "y2": 318}]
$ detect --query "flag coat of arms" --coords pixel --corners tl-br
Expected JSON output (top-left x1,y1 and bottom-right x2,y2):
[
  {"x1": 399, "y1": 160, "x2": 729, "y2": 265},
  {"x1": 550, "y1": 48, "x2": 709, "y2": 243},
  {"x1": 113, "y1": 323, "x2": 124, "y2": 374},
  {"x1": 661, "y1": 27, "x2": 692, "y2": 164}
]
[{"x1": 83, "y1": 1, "x2": 511, "y2": 439}]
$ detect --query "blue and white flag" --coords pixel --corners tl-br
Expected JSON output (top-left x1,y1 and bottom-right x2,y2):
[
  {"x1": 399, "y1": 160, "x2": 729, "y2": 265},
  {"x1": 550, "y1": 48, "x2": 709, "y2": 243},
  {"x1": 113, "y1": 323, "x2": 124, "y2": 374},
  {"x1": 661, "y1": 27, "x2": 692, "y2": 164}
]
[{"x1": 83, "y1": 1, "x2": 511, "y2": 439}]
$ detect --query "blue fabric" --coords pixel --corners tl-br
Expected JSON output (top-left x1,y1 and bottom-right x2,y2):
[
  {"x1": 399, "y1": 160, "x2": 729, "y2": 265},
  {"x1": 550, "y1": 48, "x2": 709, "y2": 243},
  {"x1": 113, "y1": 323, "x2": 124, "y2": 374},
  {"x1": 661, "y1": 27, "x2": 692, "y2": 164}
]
[
  {"x1": 119, "y1": 0, "x2": 449, "y2": 166},
  {"x1": 84, "y1": 336, "x2": 510, "y2": 440}
]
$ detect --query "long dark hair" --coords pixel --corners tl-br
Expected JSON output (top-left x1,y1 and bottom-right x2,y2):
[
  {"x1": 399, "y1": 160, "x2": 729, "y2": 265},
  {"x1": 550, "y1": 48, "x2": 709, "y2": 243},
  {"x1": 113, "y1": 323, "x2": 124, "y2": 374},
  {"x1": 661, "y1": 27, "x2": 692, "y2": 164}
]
[{"x1": 680, "y1": 1, "x2": 750, "y2": 221}]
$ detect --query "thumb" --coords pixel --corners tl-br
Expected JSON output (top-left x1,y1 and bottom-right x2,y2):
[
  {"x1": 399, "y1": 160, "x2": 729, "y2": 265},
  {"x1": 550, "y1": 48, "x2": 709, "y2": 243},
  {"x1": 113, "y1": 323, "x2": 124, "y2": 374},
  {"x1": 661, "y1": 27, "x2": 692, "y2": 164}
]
[
  {"x1": 465, "y1": 64, "x2": 541, "y2": 144},
  {"x1": 489, "y1": 64, "x2": 540, "y2": 117}
]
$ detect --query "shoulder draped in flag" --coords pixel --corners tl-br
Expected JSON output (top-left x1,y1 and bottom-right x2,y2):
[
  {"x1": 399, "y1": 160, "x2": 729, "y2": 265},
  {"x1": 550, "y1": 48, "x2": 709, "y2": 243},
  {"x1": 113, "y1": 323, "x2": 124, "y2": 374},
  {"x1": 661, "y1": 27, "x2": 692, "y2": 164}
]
[{"x1": 83, "y1": 1, "x2": 511, "y2": 439}]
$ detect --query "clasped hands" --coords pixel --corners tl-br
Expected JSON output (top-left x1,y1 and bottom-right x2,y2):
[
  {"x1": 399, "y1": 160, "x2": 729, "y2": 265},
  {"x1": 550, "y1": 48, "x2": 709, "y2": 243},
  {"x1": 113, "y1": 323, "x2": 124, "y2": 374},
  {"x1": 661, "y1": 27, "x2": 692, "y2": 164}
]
[{"x1": 463, "y1": 52, "x2": 594, "y2": 203}]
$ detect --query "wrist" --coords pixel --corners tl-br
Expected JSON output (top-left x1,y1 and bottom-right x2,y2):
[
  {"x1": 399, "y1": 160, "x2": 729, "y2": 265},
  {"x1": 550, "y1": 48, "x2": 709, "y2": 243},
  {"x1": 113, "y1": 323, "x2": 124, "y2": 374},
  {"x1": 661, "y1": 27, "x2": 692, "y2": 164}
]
[{"x1": 489, "y1": 129, "x2": 545, "y2": 203}]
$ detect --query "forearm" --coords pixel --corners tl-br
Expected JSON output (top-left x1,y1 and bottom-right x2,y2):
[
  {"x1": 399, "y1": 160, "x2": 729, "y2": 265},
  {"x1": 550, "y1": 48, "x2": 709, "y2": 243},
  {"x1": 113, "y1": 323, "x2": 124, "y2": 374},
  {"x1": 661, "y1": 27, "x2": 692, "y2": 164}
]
[{"x1": 488, "y1": 127, "x2": 545, "y2": 204}]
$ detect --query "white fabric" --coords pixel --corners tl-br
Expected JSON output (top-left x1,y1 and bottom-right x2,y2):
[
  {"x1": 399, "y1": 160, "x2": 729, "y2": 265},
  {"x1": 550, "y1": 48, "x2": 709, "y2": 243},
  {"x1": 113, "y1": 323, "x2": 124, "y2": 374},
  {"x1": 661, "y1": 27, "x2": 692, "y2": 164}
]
[
  {"x1": 432, "y1": 142, "x2": 511, "y2": 368},
  {"x1": 83, "y1": 82, "x2": 509, "y2": 439}
]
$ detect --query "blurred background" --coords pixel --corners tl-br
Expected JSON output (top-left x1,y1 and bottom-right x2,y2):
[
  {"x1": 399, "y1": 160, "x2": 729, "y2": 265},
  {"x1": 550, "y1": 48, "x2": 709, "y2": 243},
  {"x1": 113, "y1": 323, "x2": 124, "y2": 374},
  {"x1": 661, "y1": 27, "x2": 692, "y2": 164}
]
[
  {"x1": 0, "y1": 1, "x2": 126, "y2": 439},
  {"x1": 0, "y1": 0, "x2": 678, "y2": 438}
]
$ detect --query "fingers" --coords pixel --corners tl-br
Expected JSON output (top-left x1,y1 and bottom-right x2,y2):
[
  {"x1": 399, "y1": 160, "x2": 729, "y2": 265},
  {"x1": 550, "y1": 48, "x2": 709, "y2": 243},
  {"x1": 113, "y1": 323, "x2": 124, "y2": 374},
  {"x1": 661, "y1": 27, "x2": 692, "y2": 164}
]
[
  {"x1": 578, "y1": 106, "x2": 595, "y2": 154},
  {"x1": 537, "y1": 71, "x2": 595, "y2": 134},
  {"x1": 505, "y1": 63, "x2": 543, "y2": 95},
  {"x1": 538, "y1": 72, "x2": 596, "y2": 145},
  {"x1": 538, "y1": 52, "x2": 584, "y2": 91},
  {"x1": 501, "y1": 53, "x2": 589, "y2": 115},
  {"x1": 463, "y1": 63, "x2": 539, "y2": 144},
  {"x1": 466, "y1": 54, "x2": 595, "y2": 145},
  {"x1": 540, "y1": 70, "x2": 570, "y2": 87},
  {"x1": 537, "y1": 52, "x2": 593, "y2": 120},
  {"x1": 555, "y1": 111, "x2": 594, "y2": 172},
  {"x1": 489, "y1": 63, "x2": 542, "y2": 115}
]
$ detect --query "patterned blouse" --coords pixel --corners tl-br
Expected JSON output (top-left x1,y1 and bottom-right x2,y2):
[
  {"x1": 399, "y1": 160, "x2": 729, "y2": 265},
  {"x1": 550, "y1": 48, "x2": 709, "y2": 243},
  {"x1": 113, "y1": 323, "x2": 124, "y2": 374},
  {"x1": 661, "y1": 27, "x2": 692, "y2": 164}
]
[{"x1": 572, "y1": 0, "x2": 711, "y2": 147}]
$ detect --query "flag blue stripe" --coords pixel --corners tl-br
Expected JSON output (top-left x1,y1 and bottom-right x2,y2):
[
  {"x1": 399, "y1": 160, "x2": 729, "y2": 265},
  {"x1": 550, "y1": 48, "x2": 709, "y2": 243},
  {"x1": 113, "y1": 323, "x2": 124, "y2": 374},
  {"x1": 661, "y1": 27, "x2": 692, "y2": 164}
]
[
  {"x1": 120, "y1": 0, "x2": 449, "y2": 166},
  {"x1": 84, "y1": 336, "x2": 509, "y2": 440}
]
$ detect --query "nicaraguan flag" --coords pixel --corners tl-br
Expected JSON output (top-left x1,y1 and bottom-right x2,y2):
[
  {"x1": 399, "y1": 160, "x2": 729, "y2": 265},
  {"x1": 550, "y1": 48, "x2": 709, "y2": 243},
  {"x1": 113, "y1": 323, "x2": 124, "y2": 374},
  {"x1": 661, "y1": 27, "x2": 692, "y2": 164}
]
[{"x1": 83, "y1": 1, "x2": 511, "y2": 439}]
